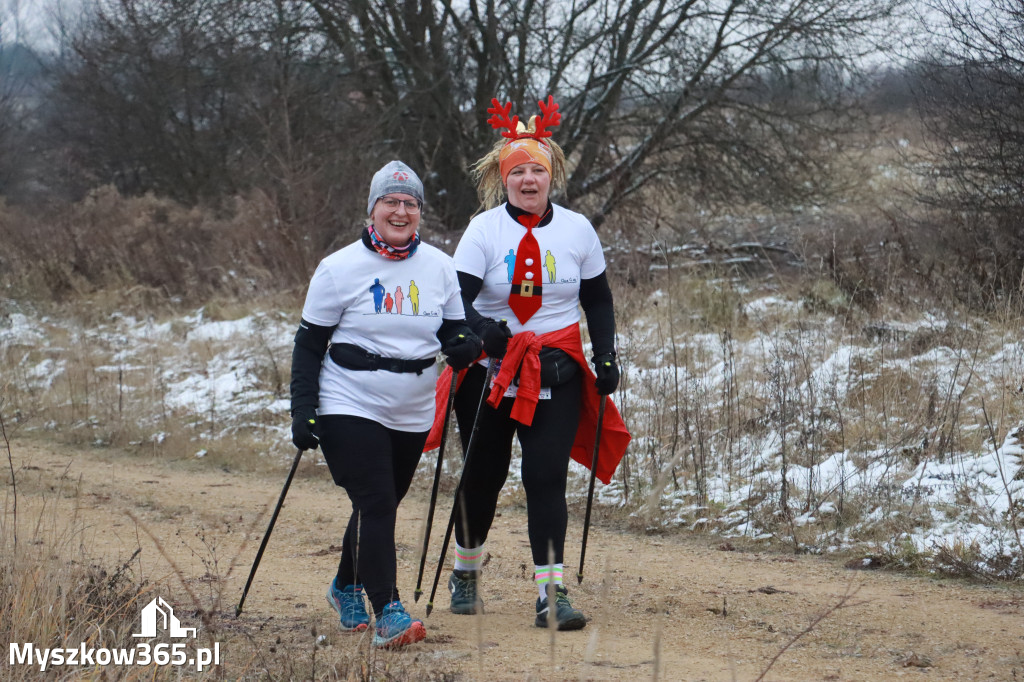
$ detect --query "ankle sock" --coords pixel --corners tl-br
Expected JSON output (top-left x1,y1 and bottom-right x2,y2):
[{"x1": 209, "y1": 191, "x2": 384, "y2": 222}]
[
  {"x1": 534, "y1": 564, "x2": 564, "y2": 600},
  {"x1": 454, "y1": 543, "x2": 484, "y2": 572}
]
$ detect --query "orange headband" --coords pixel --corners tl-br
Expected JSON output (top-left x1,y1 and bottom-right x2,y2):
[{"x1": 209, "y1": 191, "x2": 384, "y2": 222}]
[
  {"x1": 499, "y1": 138, "x2": 553, "y2": 183},
  {"x1": 488, "y1": 96, "x2": 561, "y2": 184}
]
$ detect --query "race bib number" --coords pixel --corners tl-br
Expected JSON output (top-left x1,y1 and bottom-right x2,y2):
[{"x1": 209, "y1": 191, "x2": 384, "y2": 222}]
[{"x1": 493, "y1": 379, "x2": 551, "y2": 400}]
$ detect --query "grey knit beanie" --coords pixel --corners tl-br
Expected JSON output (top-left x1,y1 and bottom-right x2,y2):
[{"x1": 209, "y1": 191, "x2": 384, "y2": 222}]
[{"x1": 367, "y1": 160, "x2": 424, "y2": 215}]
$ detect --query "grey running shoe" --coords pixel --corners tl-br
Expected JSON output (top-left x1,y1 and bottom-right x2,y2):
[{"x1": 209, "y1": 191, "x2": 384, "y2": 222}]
[
  {"x1": 448, "y1": 570, "x2": 483, "y2": 614},
  {"x1": 535, "y1": 585, "x2": 587, "y2": 630}
]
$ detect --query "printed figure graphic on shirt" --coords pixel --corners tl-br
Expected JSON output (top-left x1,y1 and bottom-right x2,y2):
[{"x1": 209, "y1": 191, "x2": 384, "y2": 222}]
[
  {"x1": 545, "y1": 250, "x2": 556, "y2": 283},
  {"x1": 370, "y1": 278, "x2": 386, "y2": 313},
  {"x1": 394, "y1": 286, "x2": 404, "y2": 314},
  {"x1": 384, "y1": 292, "x2": 394, "y2": 313},
  {"x1": 504, "y1": 248, "x2": 516, "y2": 282},
  {"x1": 409, "y1": 280, "x2": 420, "y2": 315}
]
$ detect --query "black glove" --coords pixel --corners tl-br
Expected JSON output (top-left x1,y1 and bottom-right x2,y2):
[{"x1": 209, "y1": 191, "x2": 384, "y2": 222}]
[
  {"x1": 592, "y1": 353, "x2": 620, "y2": 395},
  {"x1": 291, "y1": 409, "x2": 320, "y2": 451},
  {"x1": 443, "y1": 331, "x2": 484, "y2": 370},
  {"x1": 479, "y1": 318, "x2": 512, "y2": 359}
]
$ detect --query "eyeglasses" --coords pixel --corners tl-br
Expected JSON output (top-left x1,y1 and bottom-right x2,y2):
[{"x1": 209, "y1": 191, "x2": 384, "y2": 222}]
[{"x1": 379, "y1": 197, "x2": 421, "y2": 213}]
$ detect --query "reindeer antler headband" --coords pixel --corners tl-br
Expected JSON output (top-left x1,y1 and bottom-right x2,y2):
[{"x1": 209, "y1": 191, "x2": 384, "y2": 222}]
[
  {"x1": 471, "y1": 95, "x2": 567, "y2": 211},
  {"x1": 487, "y1": 96, "x2": 562, "y2": 141},
  {"x1": 487, "y1": 96, "x2": 562, "y2": 184}
]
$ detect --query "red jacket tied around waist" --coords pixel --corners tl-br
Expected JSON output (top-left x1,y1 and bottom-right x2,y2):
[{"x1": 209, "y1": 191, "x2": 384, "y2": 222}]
[{"x1": 424, "y1": 323, "x2": 630, "y2": 484}]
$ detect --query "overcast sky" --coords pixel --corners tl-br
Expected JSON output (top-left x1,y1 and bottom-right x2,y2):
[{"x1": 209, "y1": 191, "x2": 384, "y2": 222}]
[{"x1": 1, "y1": 0, "x2": 82, "y2": 49}]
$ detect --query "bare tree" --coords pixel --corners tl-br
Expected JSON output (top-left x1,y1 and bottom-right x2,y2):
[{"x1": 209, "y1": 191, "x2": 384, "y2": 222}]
[
  {"x1": 227, "y1": 0, "x2": 378, "y2": 269},
  {"x1": 0, "y1": 4, "x2": 43, "y2": 199},
  {"x1": 908, "y1": 0, "x2": 1024, "y2": 299},
  {"x1": 44, "y1": 0, "x2": 251, "y2": 202},
  {"x1": 0, "y1": 11, "x2": 16, "y2": 192},
  {"x1": 306, "y1": 0, "x2": 912, "y2": 230},
  {"x1": 31, "y1": 0, "x2": 915, "y2": 237},
  {"x1": 43, "y1": 0, "x2": 371, "y2": 234},
  {"x1": 915, "y1": 0, "x2": 1024, "y2": 215}
]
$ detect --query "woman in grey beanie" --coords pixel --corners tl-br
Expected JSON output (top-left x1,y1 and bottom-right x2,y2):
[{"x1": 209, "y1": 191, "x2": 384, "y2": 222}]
[{"x1": 288, "y1": 160, "x2": 482, "y2": 648}]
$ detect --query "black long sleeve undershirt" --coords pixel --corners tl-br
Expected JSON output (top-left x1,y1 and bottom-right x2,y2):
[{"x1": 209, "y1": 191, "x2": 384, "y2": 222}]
[
  {"x1": 456, "y1": 271, "x2": 490, "y2": 334},
  {"x1": 290, "y1": 319, "x2": 333, "y2": 416},
  {"x1": 456, "y1": 270, "x2": 616, "y2": 358},
  {"x1": 579, "y1": 271, "x2": 616, "y2": 357}
]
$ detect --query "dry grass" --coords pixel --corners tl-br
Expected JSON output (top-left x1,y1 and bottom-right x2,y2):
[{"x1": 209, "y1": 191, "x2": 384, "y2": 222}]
[{"x1": 0, "y1": 188, "x2": 324, "y2": 304}]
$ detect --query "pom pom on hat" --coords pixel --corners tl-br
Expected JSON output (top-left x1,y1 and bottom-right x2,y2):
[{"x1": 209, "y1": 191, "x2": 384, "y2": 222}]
[{"x1": 367, "y1": 160, "x2": 424, "y2": 215}]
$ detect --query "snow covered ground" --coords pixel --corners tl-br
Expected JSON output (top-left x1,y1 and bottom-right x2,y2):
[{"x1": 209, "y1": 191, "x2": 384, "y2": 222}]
[{"x1": 2, "y1": 294, "x2": 1022, "y2": 576}]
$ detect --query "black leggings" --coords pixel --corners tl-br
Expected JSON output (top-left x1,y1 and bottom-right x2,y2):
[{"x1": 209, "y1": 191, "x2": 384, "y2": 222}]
[
  {"x1": 452, "y1": 363, "x2": 582, "y2": 566},
  {"x1": 318, "y1": 415, "x2": 427, "y2": 615}
]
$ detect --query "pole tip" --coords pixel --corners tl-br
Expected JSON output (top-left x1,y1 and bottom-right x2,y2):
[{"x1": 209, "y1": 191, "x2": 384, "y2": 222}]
[
  {"x1": 234, "y1": 606, "x2": 242, "y2": 618},
  {"x1": 426, "y1": 602, "x2": 434, "y2": 617},
  {"x1": 413, "y1": 589, "x2": 422, "y2": 602},
  {"x1": 576, "y1": 573, "x2": 583, "y2": 585}
]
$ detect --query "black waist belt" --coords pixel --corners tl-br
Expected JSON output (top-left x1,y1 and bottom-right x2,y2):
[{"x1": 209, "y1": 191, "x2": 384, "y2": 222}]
[{"x1": 329, "y1": 343, "x2": 435, "y2": 375}]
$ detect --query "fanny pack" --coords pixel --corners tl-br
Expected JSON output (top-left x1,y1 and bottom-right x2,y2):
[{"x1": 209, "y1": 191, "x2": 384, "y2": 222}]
[
  {"x1": 537, "y1": 348, "x2": 578, "y2": 387},
  {"x1": 329, "y1": 343, "x2": 435, "y2": 375}
]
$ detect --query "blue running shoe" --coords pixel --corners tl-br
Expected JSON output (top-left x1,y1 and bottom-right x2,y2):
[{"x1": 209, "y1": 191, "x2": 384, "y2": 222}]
[
  {"x1": 326, "y1": 579, "x2": 369, "y2": 632},
  {"x1": 372, "y1": 601, "x2": 426, "y2": 649}
]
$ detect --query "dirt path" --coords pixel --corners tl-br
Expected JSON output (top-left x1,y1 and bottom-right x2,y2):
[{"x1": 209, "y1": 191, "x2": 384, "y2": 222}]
[{"x1": 6, "y1": 439, "x2": 1024, "y2": 681}]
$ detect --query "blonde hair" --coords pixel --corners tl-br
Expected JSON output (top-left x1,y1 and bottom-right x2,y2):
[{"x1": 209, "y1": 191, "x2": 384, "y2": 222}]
[{"x1": 470, "y1": 137, "x2": 567, "y2": 212}]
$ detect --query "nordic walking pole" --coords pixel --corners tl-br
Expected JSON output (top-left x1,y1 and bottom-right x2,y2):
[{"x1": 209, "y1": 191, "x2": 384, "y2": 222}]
[
  {"x1": 426, "y1": 361, "x2": 498, "y2": 615},
  {"x1": 415, "y1": 369, "x2": 460, "y2": 602},
  {"x1": 577, "y1": 395, "x2": 607, "y2": 584},
  {"x1": 236, "y1": 447, "x2": 304, "y2": 617}
]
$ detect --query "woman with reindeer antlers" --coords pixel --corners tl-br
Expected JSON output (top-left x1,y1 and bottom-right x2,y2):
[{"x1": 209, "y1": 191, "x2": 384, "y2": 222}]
[
  {"x1": 289, "y1": 160, "x2": 481, "y2": 648},
  {"x1": 425, "y1": 97, "x2": 631, "y2": 629}
]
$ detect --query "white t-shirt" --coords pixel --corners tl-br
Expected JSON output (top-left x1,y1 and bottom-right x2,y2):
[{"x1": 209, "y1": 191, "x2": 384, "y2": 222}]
[
  {"x1": 301, "y1": 240, "x2": 464, "y2": 431},
  {"x1": 454, "y1": 203, "x2": 606, "y2": 336}
]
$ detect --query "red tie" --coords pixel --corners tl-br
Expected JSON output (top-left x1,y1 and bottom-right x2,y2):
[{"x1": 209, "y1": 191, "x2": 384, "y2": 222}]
[{"x1": 508, "y1": 214, "x2": 543, "y2": 324}]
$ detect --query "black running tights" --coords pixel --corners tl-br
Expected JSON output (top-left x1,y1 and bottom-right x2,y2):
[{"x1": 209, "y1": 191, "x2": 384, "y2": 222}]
[
  {"x1": 317, "y1": 415, "x2": 427, "y2": 615},
  {"x1": 452, "y1": 363, "x2": 582, "y2": 566}
]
